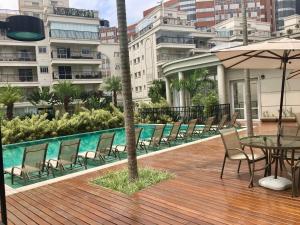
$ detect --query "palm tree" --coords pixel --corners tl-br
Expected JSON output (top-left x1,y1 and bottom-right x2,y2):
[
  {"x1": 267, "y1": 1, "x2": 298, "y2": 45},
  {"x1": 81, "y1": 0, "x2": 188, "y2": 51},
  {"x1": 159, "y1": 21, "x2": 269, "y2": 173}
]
[
  {"x1": 242, "y1": 0, "x2": 254, "y2": 136},
  {"x1": 102, "y1": 76, "x2": 122, "y2": 106},
  {"x1": 28, "y1": 86, "x2": 53, "y2": 107},
  {"x1": 148, "y1": 80, "x2": 166, "y2": 103},
  {"x1": 0, "y1": 85, "x2": 22, "y2": 120},
  {"x1": 52, "y1": 81, "x2": 80, "y2": 113},
  {"x1": 116, "y1": 0, "x2": 138, "y2": 181}
]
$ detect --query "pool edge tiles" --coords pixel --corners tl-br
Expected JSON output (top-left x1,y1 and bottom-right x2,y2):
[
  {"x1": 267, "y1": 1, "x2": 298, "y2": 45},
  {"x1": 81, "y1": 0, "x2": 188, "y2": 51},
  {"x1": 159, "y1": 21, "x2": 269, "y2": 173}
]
[{"x1": 6, "y1": 127, "x2": 248, "y2": 196}]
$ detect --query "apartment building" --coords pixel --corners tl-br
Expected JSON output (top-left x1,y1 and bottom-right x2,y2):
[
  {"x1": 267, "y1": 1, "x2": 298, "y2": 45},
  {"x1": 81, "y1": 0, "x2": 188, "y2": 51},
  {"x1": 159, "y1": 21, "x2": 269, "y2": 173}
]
[
  {"x1": 275, "y1": 0, "x2": 300, "y2": 30},
  {"x1": 129, "y1": 5, "x2": 214, "y2": 102},
  {"x1": 195, "y1": 0, "x2": 275, "y2": 31},
  {"x1": 213, "y1": 17, "x2": 271, "y2": 44},
  {"x1": 0, "y1": 0, "x2": 105, "y2": 114}
]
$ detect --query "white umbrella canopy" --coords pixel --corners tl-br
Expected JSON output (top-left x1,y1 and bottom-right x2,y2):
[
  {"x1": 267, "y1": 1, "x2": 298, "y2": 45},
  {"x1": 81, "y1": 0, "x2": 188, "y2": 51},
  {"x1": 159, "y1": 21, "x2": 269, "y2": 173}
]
[{"x1": 216, "y1": 38, "x2": 300, "y2": 70}]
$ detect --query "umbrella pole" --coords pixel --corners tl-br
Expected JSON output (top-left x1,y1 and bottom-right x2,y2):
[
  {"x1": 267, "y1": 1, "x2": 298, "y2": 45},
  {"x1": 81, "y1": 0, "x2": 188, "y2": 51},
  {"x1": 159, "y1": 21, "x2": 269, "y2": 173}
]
[{"x1": 275, "y1": 54, "x2": 288, "y2": 179}]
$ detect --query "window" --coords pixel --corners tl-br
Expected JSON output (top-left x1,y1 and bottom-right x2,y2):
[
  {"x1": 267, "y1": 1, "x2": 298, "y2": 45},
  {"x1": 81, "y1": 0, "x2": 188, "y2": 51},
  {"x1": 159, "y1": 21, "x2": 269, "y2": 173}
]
[
  {"x1": 39, "y1": 46, "x2": 47, "y2": 54},
  {"x1": 135, "y1": 87, "x2": 138, "y2": 92},
  {"x1": 32, "y1": 2, "x2": 39, "y2": 7},
  {"x1": 115, "y1": 65, "x2": 121, "y2": 70},
  {"x1": 40, "y1": 66, "x2": 49, "y2": 73},
  {"x1": 81, "y1": 48, "x2": 91, "y2": 55},
  {"x1": 114, "y1": 52, "x2": 120, "y2": 57}
]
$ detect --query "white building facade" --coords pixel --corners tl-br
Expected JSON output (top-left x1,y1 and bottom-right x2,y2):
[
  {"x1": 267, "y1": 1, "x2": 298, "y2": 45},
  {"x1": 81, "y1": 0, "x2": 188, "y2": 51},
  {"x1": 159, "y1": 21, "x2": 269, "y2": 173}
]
[
  {"x1": 0, "y1": 0, "x2": 114, "y2": 115},
  {"x1": 129, "y1": 6, "x2": 214, "y2": 103}
]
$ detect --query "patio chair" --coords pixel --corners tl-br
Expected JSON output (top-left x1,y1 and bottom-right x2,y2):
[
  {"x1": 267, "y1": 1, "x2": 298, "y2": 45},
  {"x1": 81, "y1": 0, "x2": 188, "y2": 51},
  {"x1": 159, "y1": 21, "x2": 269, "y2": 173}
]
[
  {"x1": 220, "y1": 128, "x2": 267, "y2": 188},
  {"x1": 227, "y1": 112, "x2": 241, "y2": 128},
  {"x1": 212, "y1": 114, "x2": 229, "y2": 133},
  {"x1": 113, "y1": 128, "x2": 143, "y2": 155},
  {"x1": 177, "y1": 119, "x2": 198, "y2": 142},
  {"x1": 5, "y1": 143, "x2": 48, "y2": 184},
  {"x1": 193, "y1": 116, "x2": 215, "y2": 137},
  {"x1": 161, "y1": 122, "x2": 182, "y2": 146},
  {"x1": 78, "y1": 132, "x2": 115, "y2": 167},
  {"x1": 140, "y1": 125, "x2": 165, "y2": 151},
  {"x1": 46, "y1": 139, "x2": 84, "y2": 176}
]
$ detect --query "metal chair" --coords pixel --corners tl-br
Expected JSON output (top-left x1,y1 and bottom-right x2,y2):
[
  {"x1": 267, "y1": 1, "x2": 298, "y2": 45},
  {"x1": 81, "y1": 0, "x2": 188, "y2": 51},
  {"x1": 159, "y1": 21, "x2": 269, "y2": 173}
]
[{"x1": 220, "y1": 128, "x2": 267, "y2": 188}]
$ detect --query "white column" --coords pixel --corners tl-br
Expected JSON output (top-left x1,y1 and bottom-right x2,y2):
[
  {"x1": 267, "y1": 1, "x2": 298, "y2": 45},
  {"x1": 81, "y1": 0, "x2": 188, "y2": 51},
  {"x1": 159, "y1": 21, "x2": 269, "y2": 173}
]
[
  {"x1": 217, "y1": 64, "x2": 226, "y2": 104},
  {"x1": 165, "y1": 77, "x2": 172, "y2": 106},
  {"x1": 178, "y1": 72, "x2": 185, "y2": 107}
]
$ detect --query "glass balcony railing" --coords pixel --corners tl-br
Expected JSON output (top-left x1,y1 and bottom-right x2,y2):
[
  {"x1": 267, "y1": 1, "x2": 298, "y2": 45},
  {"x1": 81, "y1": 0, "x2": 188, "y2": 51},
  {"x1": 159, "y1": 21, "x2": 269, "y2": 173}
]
[
  {"x1": 0, "y1": 74, "x2": 38, "y2": 82},
  {"x1": 156, "y1": 36, "x2": 194, "y2": 45},
  {"x1": 50, "y1": 29, "x2": 99, "y2": 40},
  {"x1": 51, "y1": 50, "x2": 101, "y2": 60},
  {"x1": 157, "y1": 53, "x2": 190, "y2": 62},
  {"x1": 0, "y1": 52, "x2": 36, "y2": 61},
  {"x1": 53, "y1": 71, "x2": 102, "y2": 80}
]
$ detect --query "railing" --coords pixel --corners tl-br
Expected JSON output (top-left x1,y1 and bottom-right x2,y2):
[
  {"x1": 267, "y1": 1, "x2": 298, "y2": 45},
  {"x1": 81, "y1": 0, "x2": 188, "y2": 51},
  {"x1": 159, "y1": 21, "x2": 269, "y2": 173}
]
[
  {"x1": 50, "y1": 29, "x2": 99, "y2": 41},
  {"x1": 53, "y1": 71, "x2": 102, "y2": 80},
  {"x1": 51, "y1": 50, "x2": 101, "y2": 60},
  {"x1": 0, "y1": 52, "x2": 36, "y2": 61},
  {"x1": 0, "y1": 74, "x2": 38, "y2": 82},
  {"x1": 157, "y1": 53, "x2": 190, "y2": 62},
  {"x1": 138, "y1": 104, "x2": 231, "y2": 124},
  {"x1": 161, "y1": 17, "x2": 192, "y2": 26},
  {"x1": 156, "y1": 36, "x2": 194, "y2": 45}
]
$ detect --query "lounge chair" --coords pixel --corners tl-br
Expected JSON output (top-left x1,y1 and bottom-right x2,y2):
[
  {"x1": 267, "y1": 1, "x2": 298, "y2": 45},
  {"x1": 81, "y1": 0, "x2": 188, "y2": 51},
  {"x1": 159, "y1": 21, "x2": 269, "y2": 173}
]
[
  {"x1": 227, "y1": 112, "x2": 241, "y2": 128},
  {"x1": 5, "y1": 143, "x2": 48, "y2": 184},
  {"x1": 140, "y1": 125, "x2": 166, "y2": 151},
  {"x1": 212, "y1": 114, "x2": 229, "y2": 133},
  {"x1": 47, "y1": 139, "x2": 84, "y2": 175},
  {"x1": 177, "y1": 119, "x2": 198, "y2": 142},
  {"x1": 220, "y1": 128, "x2": 267, "y2": 188},
  {"x1": 114, "y1": 128, "x2": 143, "y2": 154},
  {"x1": 78, "y1": 133, "x2": 115, "y2": 167},
  {"x1": 161, "y1": 121, "x2": 182, "y2": 146},
  {"x1": 193, "y1": 116, "x2": 215, "y2": 137}
]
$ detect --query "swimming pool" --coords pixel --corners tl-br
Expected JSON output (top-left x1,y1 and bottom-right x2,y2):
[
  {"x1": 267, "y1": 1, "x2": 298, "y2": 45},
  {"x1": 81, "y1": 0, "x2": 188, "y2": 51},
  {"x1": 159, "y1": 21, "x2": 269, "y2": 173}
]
[{"x1": 3, "y1": 124, "x2": 206, "y2": 187}]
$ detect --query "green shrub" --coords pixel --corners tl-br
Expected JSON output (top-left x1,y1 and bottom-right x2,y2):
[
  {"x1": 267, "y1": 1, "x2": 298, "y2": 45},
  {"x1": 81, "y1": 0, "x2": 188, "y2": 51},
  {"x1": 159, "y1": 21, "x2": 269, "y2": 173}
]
[{"x1": 1, "y1": 107, "x2": 124, "y2": 145}]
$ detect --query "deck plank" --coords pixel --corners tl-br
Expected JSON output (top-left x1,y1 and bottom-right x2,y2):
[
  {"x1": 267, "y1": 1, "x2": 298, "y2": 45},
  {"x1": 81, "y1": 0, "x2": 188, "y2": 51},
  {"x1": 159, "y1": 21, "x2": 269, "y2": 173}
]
[{"x1": 5, "y1": 123, "x2": 300, "y2": 225}]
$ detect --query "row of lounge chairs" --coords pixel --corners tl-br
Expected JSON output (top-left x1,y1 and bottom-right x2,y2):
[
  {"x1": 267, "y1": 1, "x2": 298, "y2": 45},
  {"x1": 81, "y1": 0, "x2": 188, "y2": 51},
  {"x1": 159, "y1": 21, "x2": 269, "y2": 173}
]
[{"x1": 5, "y1": 113, "x2": 239, "y2": 184}]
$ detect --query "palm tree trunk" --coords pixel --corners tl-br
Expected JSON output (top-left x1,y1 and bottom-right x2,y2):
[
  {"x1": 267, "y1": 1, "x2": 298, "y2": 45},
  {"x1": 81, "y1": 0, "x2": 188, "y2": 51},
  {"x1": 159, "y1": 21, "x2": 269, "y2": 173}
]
[
  {"x1": 242, "y1": 0, "x2": 254, "y2": 136},
  {"x1": 64, "y1": 97, "x2": 69, "y2": 113},
  {"x1": 113, "y1": 91, "x2": 117, "y2": 107},
  {"x1": 116, "y1": 0, "x2": 138, "y2": 181},
  {"x1": 6, "y1": 103, "x2": 13, "y2": 120}
]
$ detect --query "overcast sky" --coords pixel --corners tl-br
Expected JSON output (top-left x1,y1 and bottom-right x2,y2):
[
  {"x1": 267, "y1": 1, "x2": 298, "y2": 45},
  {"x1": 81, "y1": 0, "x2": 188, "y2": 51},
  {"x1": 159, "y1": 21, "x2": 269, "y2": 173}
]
[{"x1": 0, "y1": 0, "x2": 159, "y2": 26}]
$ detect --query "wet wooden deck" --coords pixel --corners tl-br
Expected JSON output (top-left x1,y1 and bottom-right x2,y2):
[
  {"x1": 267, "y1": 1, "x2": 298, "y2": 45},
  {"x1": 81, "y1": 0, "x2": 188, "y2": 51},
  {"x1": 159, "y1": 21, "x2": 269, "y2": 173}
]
[{"x1": 5, "y1": 123, "x2": 300, "y2": 224}]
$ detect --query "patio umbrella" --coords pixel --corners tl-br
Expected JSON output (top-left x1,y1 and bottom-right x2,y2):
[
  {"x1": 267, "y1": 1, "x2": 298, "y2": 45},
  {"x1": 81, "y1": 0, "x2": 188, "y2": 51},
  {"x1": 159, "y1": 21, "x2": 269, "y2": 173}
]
[
  {"x1": 215, "y1": 38, "x2": 300, "y2": 190},
  {"x1": 215, "y1": 37, "x2": 300, "y2": 131}
]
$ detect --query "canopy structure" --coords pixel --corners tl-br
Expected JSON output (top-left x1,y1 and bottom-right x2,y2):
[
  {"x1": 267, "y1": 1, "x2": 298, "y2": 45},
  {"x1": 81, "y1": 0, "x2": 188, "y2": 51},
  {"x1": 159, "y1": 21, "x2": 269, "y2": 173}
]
[{"x1": 216, "y1": 38, "x2": 300, "y2": 70}]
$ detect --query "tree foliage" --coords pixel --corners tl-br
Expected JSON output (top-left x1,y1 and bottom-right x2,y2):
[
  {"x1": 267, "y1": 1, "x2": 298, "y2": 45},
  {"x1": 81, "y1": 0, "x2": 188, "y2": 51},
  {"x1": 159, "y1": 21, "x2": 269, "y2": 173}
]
[
  {"x1": 102, "y1": 76, "x2": 122, "y2": 106},
  {"x1": 148, "y1": 80, "x2": 166, "y2": 103},
  {"x1": 0, "y1": 85, "x2": 22, "y2": 120}
]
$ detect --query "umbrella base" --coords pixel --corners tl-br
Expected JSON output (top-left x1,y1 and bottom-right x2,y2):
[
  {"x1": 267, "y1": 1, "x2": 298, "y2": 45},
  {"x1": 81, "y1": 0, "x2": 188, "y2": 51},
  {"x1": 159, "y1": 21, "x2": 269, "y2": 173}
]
[{"x1": 259, "y1": 176, "x2": 292, "y2": 191}]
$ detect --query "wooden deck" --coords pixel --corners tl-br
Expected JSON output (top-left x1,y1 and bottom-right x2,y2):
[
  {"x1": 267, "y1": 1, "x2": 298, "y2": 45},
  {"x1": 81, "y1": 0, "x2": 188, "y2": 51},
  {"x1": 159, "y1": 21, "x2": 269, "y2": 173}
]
[{"x1": 5, "y1": 123, "x2": 300, "y2": 225}]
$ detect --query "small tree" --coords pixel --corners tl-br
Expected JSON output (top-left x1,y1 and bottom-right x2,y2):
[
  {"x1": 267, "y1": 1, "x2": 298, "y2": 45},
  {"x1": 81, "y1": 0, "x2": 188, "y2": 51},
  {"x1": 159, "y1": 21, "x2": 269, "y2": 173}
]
[
  {"x1": 52, "y1": 81, "x2": 81, "y2": 113},
  {"x1": 28, "y1": 87, "x2": 53, "y2": 107},
  {"x1": 102, "y1": 76, "x2": 122, "y2": 107},
  {"x1": 148, "y1": 80, "x2": 166, "y2": 103},
  {"x1": 0, "y1": 85, "x2": 22, "y2": 120}
]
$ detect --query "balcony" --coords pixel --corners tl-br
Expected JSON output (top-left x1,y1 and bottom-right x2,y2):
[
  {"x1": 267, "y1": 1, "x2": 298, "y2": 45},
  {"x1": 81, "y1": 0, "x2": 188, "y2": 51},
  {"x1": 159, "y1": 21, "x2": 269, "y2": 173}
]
[
  {"x1": 49, "y1": 29, "x2": 99, "y2": 41},
  {"x1": 53, "y1": 71, "x2": 102, "y2": 81},
  {"x1": 157, "y1": 53, "x2": 190, "y2": 64},
  {"x1": 0, "y1": 52, "x2": 36, "y2": 62},
  {"x1": 0, "y1": 73, "x2": 38, "y2": 83},
  {"x1": 51, "y1": 7, "x2": 99, "y2": 19},
  {"x1": 156, "y1": 36, "x2": 196, "y2": 49},
  {"x1": 51, "y1": 50, "x2": 101, "y2": 60}
]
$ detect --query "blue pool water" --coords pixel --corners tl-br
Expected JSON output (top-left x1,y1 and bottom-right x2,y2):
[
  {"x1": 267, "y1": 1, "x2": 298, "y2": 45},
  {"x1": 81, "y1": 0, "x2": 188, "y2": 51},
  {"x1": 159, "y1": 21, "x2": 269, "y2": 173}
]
[{"x1": 3, "y1": 124, "x2": 194, "y2": 169}]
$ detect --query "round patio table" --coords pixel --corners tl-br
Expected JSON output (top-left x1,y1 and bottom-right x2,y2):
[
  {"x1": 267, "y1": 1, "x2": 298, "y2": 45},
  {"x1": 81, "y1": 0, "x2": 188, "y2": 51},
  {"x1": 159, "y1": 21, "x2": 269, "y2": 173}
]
[{"x1": 240, "y1": 135, "x2": 300, "y2": 191}]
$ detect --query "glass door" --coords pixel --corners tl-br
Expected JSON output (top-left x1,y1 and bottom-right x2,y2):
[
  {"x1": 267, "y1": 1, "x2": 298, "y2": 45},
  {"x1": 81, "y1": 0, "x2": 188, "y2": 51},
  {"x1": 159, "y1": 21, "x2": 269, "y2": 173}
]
[{"x1": 231, "y1": 79, "x2": 259, "y2": 120}]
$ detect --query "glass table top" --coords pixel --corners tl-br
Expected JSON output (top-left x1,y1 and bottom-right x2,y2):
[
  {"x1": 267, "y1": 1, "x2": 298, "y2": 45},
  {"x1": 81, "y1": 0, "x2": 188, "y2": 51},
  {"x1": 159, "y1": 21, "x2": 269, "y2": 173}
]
[{"x1": 240, "y1": 135, "x2": 300, "y2": 150}]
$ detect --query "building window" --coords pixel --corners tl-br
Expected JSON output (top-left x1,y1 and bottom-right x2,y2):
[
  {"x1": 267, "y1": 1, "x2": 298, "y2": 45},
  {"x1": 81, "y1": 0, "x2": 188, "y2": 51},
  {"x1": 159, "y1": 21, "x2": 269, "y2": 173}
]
[
  {"x1": 40, "y1": 66, "x2": 49, "y2": 73},
  {"x1": 135, "y1": 87, "x2": 138, "y2": 92},
  {"x1": 81, "y1": 48, "x2": 91, "y2": 55},
  {"x1": 39, "y1": 46, "x2": 47, "y2": 54},
  {"x1": 115, "y1": 65, "x2": 121, "y2": 70},
  {"x1": 114, "y1": 52, "x2": 120, "y2": 57}
]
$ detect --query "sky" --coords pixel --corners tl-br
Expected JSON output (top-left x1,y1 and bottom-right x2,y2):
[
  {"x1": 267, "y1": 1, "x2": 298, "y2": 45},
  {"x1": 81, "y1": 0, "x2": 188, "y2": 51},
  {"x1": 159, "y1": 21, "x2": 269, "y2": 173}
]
[{"x1": 0, "y1": 0, "x2": 159, "y2": 26}]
